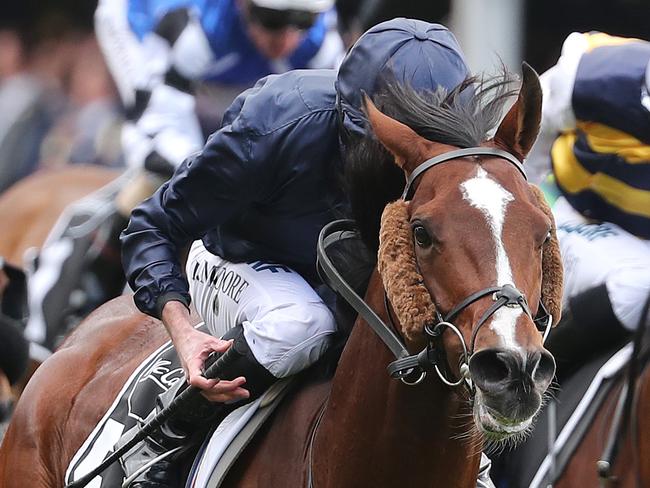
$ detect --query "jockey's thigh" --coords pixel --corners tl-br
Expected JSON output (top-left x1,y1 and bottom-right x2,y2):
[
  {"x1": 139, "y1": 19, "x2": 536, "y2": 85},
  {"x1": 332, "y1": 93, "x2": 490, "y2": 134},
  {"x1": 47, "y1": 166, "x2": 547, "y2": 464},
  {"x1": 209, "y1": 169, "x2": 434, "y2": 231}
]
[
  {"x1": 553, "y1": 197, "x2": 650, "y2": 330},
  {"x1": 187, "y1": 240, "x2": 336, "y2": 378}
]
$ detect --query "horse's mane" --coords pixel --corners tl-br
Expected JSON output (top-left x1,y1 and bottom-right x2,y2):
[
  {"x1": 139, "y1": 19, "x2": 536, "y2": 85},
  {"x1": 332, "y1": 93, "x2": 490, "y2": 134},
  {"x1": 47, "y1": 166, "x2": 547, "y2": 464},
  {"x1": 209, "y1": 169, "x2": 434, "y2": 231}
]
[{"x1": 343, "y1": 71, "x2": 518, "y2": 252}]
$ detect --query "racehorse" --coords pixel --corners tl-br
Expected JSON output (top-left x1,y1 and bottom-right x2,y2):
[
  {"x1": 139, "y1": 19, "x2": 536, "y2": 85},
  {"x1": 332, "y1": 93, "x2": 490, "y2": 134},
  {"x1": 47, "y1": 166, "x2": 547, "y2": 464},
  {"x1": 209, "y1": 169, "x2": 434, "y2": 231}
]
[
  {"x1": 0, "y1": 165, "x2": 118, "y2": 267},
  {"x1": 0, "y1": 165, "x2": 119, "y2": 420},
  {"x1": 494, "y1": 338, "x2": 650, "y2": 488},
  {"x1": 555, "y1": 372, "x2": 650, "y2": 488},
  {"x1": 0, "y1": 64, "x2": 564, "y2": 487}
]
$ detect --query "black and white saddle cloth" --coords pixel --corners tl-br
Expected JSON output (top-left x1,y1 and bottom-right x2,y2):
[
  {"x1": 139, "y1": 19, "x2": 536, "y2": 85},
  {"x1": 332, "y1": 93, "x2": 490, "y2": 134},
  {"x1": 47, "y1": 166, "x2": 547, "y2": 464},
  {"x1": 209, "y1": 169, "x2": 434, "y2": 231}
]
[
  {"x1": 64, "y1": 325, "x2": 292, "y2": 488},
  {"x1": 492, "y1": 341, "x2": 633, "y2": 488}
]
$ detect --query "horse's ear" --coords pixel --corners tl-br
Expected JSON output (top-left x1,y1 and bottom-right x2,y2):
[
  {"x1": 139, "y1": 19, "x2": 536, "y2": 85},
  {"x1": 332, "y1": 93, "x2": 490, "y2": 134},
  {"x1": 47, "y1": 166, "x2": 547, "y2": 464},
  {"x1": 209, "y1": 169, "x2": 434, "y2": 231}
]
[
  {"x1": 493, "y1": 63, "x2": 542, "y2": 161},
  {"x1": 363, "y1": 94, "x2": 429, "y2": 170}
]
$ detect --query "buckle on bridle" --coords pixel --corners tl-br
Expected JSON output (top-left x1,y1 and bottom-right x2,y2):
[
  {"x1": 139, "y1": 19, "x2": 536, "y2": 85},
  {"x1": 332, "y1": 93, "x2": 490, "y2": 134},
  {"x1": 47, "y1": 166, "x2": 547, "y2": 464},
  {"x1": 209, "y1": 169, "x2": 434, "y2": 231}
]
[{"x1": 493, "y1": 283, "x2": 529, "y2": 309}]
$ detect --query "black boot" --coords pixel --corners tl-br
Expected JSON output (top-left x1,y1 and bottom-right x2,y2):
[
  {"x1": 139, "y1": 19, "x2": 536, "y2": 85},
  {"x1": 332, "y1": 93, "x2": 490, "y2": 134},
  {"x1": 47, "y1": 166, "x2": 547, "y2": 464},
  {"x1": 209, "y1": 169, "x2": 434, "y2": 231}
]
[
  {"x1": 545, "y1": 284, "x2": 631, "y2": 382},
  {"x1": 126, "y1": 325, "x2": 277, "y2": 487}
]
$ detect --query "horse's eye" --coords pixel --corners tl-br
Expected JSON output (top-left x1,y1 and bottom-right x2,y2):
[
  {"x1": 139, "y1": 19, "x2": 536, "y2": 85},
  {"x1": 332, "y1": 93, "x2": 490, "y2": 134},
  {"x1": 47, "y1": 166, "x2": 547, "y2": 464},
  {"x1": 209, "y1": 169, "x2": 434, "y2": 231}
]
[
  {"x1": 538, "y1": 230, "x2": 551, "y2": 250},
  {"x1": 413, "y1": 225, "x2": 432, "y2": 248}
]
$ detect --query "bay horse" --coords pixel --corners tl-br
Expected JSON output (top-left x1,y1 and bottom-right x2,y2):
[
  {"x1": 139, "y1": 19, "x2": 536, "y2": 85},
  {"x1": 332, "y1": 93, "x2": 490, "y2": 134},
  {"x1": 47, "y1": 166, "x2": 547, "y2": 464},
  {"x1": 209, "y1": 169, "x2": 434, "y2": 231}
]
[
  {"x1": 0, "y1": 165, "x2": 119, "y2": 420},
  {"x1": 553, "y1": 370, "x2": 650, "y2": 488},
  {"x1": 520, "y1": 309, "x2": 650, "y2": 488},
  {"x1": 0, "y1": 64, "x2": 564, "y2": 487},
  {"x1": 0, "y1": 165, "x2": 118, "y2": 268}
]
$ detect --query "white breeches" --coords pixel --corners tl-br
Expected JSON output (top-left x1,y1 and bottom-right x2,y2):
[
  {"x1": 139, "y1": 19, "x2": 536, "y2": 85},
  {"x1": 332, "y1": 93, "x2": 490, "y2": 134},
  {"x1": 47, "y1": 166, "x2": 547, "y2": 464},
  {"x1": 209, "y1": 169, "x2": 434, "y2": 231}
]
[
  {"x1": 553, "y1": 197, "x2": 650, "y2": 330},
  {"x1": 187, "y1": 241, "x2": 336, "y2": 378}
]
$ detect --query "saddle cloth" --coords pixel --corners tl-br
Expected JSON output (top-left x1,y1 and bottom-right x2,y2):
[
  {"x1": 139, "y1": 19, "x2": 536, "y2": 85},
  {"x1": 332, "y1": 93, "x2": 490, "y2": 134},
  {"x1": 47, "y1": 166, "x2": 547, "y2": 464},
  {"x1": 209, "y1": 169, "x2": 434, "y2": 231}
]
[{"x1": 65, "y1": 326, "x2": 292, "y2": 488}]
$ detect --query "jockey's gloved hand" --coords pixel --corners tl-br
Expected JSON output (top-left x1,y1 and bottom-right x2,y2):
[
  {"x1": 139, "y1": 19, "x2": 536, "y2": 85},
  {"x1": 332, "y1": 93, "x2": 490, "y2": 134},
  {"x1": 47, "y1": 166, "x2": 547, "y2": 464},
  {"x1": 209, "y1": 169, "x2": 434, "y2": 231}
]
[{"x1": 122, "y1": 83, "x2": 203, "y2": 177}]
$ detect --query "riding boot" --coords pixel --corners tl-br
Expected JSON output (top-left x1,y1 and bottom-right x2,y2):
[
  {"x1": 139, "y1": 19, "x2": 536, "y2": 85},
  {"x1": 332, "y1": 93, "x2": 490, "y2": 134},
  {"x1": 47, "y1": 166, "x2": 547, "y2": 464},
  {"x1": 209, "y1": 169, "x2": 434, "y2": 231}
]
[
  {"x1": 125, "y1": 324, "x2": 277, "y2": 488},
  {"x1": 544, "y1": 284, "x2": 631, "y2": 382}
]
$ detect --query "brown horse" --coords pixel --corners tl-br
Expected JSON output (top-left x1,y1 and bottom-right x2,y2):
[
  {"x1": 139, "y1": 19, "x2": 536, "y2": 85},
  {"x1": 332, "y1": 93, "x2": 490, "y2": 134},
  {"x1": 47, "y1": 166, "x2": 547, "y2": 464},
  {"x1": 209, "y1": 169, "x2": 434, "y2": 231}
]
[
  {"x1": 554, "y1": 378, "x2": 650, "y2": 487},
  {"x1": 0, "y1": 165, "x2": 119, "y2": 418},
  {"x1": 0, "y1": 66, "x2": 563, "y2": 487},
  {"x1": 0, "y1": 166, "x2": 118, "y2": 267},
  {"x1": 539, "y1": 340, "x2": 650, "y2": 488}
]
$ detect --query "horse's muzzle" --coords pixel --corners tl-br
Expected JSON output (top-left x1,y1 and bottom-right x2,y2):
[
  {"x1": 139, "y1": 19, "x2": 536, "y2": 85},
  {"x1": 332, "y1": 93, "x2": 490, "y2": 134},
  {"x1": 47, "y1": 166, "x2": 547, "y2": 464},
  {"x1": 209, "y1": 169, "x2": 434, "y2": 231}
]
[{"x1": 469, "y1": 348, "x2": 555, "y2": 437}]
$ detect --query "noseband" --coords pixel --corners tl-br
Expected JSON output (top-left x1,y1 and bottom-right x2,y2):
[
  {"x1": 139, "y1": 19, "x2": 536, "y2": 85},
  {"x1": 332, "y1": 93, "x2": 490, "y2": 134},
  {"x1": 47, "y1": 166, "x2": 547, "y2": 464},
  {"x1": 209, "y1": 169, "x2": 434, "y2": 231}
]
[
  {"x1": 317, "y1": 146, "x2": 552, "y2": 392},
  {"x1": 386, "y1": 283, "x2": 552, "y2": 388}
]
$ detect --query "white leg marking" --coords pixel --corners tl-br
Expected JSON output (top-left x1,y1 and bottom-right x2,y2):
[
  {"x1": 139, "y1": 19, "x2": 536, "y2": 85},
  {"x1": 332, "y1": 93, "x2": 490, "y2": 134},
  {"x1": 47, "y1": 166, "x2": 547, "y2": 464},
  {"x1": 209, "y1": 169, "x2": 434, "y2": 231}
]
[{"x1": 461, "y1": 167, "x2": 522, "y2": 350}]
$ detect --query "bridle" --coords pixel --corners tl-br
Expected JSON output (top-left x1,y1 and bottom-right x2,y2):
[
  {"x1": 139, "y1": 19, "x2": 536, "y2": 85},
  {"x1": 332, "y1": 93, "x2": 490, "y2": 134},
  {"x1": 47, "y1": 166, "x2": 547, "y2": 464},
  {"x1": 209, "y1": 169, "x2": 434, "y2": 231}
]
[
  {"x1": 386, "y1": 283, "x2": 551, "y2": 389},
  {"x1": 317, "y1": 146, "x2": 553, "y2": 392}
]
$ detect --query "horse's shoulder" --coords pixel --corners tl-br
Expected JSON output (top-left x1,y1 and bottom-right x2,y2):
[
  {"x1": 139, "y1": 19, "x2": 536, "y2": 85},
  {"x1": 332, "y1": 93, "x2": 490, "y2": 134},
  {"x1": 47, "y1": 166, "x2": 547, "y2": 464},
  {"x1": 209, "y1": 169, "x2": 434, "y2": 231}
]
[
  {"x1": 227, "y1": 378, "x2": 331, "y2": 485},
  {"x1": 10, "y1": 297, "x2": 169, "y2": 468}
]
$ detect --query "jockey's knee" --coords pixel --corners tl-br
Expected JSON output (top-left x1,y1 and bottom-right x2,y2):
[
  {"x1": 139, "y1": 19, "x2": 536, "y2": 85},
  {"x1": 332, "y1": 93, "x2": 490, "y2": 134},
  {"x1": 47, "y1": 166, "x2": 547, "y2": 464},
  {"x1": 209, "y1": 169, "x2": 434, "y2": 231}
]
[
  {"x1": 243, "y1": 301, "x2": 336, "y2": 378},
  {"x1": 606, "y1": 266, "x2": 650, "y2": 331}
]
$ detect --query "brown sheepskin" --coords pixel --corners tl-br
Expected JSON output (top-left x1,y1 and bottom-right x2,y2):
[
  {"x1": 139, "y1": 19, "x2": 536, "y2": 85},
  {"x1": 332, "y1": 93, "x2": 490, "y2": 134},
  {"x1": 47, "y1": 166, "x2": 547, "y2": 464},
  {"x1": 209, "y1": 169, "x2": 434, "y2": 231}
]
[
  {"x1": 530, "y1": 184, "x2": 564, "y2": 325},
  {"x1": 378, "y1": 200, "x2": 437, "y2": 345}
]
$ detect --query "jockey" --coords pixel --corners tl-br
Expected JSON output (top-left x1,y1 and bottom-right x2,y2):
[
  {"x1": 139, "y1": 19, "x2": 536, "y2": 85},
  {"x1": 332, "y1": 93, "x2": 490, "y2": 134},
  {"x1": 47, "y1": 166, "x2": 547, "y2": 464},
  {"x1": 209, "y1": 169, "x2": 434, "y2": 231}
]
[
  {"x1": 526, "y1": 32, "x2": 650, "y2": 378},
  {"x1": 120, "y1": 18, "x2": 488, "y2": 488},
  {"x1": 24, "y1": 0, "x2": 344, "y2": 351},
  {"x1": 95, "y1": 0, "x2": 344, "y2": 177}
]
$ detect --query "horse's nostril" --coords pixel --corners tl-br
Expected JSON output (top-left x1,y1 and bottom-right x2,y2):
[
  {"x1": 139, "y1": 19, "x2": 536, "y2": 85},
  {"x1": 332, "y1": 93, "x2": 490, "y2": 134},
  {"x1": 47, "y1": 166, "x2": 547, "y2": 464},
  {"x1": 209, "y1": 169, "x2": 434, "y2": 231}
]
[
  {"x1": 469, "y1": 349, "x2": 512, "y2": 392},
  {"x1": 532, "y1": 349, "x2": 556, "y2": 388}
]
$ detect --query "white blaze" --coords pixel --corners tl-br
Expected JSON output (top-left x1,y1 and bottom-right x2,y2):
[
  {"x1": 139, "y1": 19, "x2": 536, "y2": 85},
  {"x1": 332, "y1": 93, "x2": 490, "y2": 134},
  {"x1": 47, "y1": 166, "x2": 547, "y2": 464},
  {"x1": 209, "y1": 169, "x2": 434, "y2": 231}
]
[{"x1": 460, "y1": 167, "x2": 522, "y2": 350}]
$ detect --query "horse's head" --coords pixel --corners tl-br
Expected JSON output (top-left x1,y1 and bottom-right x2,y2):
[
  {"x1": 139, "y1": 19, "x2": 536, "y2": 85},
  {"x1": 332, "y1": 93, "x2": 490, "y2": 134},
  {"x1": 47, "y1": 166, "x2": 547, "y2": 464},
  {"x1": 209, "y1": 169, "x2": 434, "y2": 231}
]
[{"x1": 365, "y1": 64, "x2": 563, "y2": 442}]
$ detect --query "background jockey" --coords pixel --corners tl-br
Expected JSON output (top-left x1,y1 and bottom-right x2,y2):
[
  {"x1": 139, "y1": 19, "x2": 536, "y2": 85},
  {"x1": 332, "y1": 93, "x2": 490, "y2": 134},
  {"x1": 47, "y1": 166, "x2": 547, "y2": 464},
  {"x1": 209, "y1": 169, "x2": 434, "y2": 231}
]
[
  {"x1": 526, "y1": 31, "x2": 650, "y2": 379},
  {"x1": 119, "y1": 19, "x2": 497, "y2": 488},
  {"x1": 24, "y1": 0, "x2": 344, "y2": 351}
]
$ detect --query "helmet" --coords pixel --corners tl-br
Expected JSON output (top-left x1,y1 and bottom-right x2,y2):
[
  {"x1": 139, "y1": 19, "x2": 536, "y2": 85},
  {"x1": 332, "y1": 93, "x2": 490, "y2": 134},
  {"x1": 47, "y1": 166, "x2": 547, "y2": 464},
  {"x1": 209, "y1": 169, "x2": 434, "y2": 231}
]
[
  {"x1": 250, "y1": 0, "x2": 334, "y2": 13},
  {"x1": 336, "y1": 19, "x2": 471, "y2": 137}
]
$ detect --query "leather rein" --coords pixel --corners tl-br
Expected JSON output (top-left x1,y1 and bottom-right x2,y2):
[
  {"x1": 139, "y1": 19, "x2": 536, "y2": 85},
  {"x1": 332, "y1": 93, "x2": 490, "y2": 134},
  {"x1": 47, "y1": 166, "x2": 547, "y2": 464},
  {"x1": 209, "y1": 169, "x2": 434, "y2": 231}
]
[{"x1": 317, "y1": 147, "x2": 553, "y2": 391}]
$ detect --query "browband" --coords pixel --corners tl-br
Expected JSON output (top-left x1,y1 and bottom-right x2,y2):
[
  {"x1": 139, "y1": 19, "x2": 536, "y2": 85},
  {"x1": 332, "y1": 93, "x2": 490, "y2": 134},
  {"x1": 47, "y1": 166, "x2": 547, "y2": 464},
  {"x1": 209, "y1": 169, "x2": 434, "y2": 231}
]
[{"x1": 402, "y1": 147, "x2": 527, "y2": 200}]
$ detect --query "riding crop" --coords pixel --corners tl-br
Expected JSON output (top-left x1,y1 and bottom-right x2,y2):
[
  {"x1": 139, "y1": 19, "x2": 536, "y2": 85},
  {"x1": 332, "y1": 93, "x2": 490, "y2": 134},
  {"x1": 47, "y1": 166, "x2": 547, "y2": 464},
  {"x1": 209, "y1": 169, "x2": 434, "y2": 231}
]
[{"x1": 65, "y1": 344, "x2": 243, "y2": 488}]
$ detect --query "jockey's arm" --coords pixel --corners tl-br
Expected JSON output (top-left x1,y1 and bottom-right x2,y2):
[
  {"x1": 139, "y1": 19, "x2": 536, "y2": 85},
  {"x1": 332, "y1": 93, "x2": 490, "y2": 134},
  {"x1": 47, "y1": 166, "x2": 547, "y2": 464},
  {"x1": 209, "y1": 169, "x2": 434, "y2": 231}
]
[
  {"x1": 121, "y1": 82, "x2": 271, "y2": 395},
  {"x1": 123, "y1": 7, "x2": 215, "y2": 175},
  {"x1": 526, "y1": 33, "x2": 585, "y2": 185}
]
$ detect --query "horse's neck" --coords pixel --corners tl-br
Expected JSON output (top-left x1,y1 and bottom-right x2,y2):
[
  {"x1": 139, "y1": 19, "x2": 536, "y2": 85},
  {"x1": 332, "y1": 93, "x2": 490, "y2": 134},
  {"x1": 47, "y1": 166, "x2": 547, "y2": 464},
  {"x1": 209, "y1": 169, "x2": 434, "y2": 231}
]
[{"x1": 313, "y1": 273, "x2": 482, "y2": 487}]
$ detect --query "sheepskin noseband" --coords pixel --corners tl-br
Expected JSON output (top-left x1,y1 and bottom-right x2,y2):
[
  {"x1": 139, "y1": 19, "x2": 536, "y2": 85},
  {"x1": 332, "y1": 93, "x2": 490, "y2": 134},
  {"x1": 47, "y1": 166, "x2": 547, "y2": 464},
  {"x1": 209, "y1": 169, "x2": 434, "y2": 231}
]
[
  {"x1": 530, "y1": 184, "x2": 563, "y2": 326},
  {"x1": 378, "y1": 200, "x2": 437, "y2": 343},
  {"x1": 377, "y1": 187, "x2": 564, "y2": 344}
]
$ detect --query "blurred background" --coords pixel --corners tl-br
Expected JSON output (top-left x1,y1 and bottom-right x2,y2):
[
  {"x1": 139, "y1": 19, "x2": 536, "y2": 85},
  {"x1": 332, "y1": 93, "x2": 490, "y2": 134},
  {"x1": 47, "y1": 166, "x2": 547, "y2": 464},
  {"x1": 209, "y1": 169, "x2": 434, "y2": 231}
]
[{"x1": 1, "y1": 0, "x2": 649, "y2": 187}]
